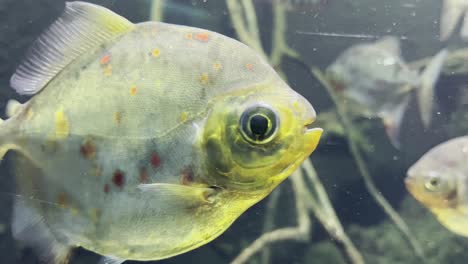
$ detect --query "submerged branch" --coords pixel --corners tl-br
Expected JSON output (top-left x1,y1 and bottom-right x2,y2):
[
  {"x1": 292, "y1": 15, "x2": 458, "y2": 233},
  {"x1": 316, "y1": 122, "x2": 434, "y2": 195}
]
[
  {"x1": 230, "y1": 171, "x2": 311, "y2": 264},
  {"x1": 270, "y1": 1, "x2": 299, "y2": 66},
  {"x1": 260, "y1": 188, "x2": 282, "y2": 264},
  {"x1": 311, "y1": 67, "x2": 426, "y2": 260},
  {"x1": 226, "y1": 0, "x2": 266, "y2": 57},
  {"x1": 241, "y1": 0, "x2": 261, "y2": 44},
  {"x1": 302, "y1": 159, "x2": 364, "y2": 264},
  {"x1": 150, "y1": 0, "x2": 165, "y2": 21}
]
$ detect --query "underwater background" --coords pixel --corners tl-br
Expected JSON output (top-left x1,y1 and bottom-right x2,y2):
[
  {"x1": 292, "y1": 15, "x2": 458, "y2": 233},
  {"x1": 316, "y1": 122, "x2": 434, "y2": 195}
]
[{"x1": 1, "y1": 0, "x2": 468, "y2": 263}]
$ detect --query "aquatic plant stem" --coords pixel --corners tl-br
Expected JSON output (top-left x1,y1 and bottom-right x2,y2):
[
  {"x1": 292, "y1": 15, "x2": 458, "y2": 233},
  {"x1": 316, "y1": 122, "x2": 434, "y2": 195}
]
[
  {"x1": 259, "y1": 187, "x2": 281, "y2": 264},
  {"x1": 240, "y1": 0, "x2": 261, "y2": 44},
  {"x1": 150, "y1": 0, "x2": 165, "y2": 21},
  {"x1": 231, "y1": 171, "x2": 311, "y2": 264},
  {"x1": 270, "y1": 1, "x2": 299, "y2": 66},
  {"x1": 311, "y1": 67, "x2": 426, "y2": 260},
  {"x1": 301, "y1": 159, "x2": 364, "y2": 264},
  {"x1": 226, "y1": 0, "x2": 266, "y2": 57}
]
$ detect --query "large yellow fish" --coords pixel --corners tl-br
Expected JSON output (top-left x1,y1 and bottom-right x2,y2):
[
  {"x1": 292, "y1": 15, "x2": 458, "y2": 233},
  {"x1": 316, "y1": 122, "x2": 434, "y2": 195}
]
[
  {"x1": 406, "y1": 136, "x2": 468, "y2": 237},
  {"x1": 1, "y1": 2, "x2": 322, "y2": 263}
]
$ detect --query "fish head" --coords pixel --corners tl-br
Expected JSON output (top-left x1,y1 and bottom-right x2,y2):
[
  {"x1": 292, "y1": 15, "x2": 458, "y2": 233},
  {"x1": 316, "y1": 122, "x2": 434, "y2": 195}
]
[
  {"x1": 325, "y1": 45, "x2": 378, "y2": 103},
  {"x1": 198, "y1": 80, "x2": 322, "y2": 192},
  {"x1": 325, "y1": 62, "x2": 349, "y2": 94},
  {"x1": 405, "y1": 139, "x2": 465, "y2": 209}
]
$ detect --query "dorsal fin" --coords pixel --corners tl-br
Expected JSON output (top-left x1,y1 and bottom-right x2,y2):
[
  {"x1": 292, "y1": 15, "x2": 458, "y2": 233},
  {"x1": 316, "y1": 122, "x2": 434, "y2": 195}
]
[
  {"x1": 374, "y1": 36, "x2": 401, "y2": 57},
  {"x1": 10, "y1": 1, "x2": 135, "y2": 95}
]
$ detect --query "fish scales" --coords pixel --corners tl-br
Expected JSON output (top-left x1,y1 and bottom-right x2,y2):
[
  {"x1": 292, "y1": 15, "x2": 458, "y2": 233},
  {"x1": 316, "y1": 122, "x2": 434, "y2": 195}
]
[
  {"x1": 12, "y1": 23, "x2": 274, "y2": 257},
  {"x1": 1, "y1": 2, "x2": 322, "y2": 263}
]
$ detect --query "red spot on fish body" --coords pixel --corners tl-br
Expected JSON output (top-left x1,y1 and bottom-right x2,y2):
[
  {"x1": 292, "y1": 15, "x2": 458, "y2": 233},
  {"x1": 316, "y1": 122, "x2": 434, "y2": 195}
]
[
  {"x1": 195, "y1": 32, "x2": 210, "y2": 42},
  {"x1": 112, "y1": 170, "x2": 125, "y2": 188},
  {"x1": 150, "y1": 153, "x2": 161, "y2": 168},
  {"x1": 245, "y1": 63, "x2": 254, "y2": 71},
  {"x1": 104, "y1": 184, "x2": 110, "y2": 193},
  {"x1": 180, "y1": 167, "x2": 194, "y2": 185},
  {"x1": 130, "y1": 86, "x2": 137, "y2": 96},
  {"x1": 100, "y1": 54, "x2": 111, "y2": 65}
]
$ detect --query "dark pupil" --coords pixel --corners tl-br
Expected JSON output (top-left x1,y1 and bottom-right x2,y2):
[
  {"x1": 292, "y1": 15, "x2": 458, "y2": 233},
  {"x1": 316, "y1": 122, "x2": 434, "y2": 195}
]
[
  {"x1": 430, "y1": 178, "x2": 439, "y2": 186},
  {"x1": 250, "y1": 115, "x2": 269, "y2": 139}
]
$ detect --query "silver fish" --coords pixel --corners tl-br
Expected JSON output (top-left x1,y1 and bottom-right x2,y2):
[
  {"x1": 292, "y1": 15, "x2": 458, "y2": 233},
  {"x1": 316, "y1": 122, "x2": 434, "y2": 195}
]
[
  {"x1": 406, "y1": 136, "x2": 468, "y2": 237},
  {"x1": 326, "y1": 36, "x2": 447, "y2": 148},
  {"x1": 0, "y1": 2, "x2": 322, "y2": 263}
]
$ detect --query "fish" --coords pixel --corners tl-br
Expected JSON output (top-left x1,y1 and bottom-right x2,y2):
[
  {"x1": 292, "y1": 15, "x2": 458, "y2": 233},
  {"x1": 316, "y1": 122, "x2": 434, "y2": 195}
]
[
  {"x1": 1, "y1": 2, "x2": 323, "y2": 264},
  {"x1": 325, "y1": 36, "x2": 447, "y2": 148},
  {"x1": 405, "y1": 136, "x2": 468, "y2": 237},
  {"x1": 440, "y1": 0, "x2": 468, "y2": 41}
]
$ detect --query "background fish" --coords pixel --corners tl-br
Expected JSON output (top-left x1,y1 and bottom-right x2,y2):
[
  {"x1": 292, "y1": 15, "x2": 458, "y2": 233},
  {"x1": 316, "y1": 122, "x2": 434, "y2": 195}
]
[
  {"x1": 0, "y1": 2, "x2": 322, "y2": 263},
  {"x1": 325, "y1": 36, "x2": 447, "y2": 148},
  {"x1": 405, "y1": 136, "x2": 468, "y2": 237}
]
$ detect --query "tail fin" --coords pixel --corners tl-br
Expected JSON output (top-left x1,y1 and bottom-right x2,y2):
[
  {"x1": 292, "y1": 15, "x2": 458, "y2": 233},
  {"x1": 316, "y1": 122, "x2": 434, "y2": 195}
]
[
  {"x1": 417, "y1": 49, "x2": 448, "y2": 128},
  {"x1": 461, "y1": 11, "x2": 468, "y2": 40},
  {"x1": 440, "y1": 0, "x2": 464, "y2": 41}
]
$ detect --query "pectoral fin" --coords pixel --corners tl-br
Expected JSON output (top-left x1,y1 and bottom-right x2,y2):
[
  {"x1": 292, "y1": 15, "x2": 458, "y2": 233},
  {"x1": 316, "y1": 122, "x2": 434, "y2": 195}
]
[{"x1": 138, "y1": 183, "x2": 216, "y2": 206}]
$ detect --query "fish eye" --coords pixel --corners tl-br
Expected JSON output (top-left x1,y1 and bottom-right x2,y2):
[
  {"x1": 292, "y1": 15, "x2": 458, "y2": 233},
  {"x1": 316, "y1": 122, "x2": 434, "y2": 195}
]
[
  {"x1": 425, "y1": 174, "x2": 441, "y2": 192},
  {"x1": 239, "y1": 105, "x2": 279, "y2": 144}
]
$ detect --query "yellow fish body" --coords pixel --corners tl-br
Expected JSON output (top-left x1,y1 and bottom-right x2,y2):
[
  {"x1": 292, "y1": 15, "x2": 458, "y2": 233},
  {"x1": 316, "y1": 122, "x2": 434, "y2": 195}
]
[
  {"x1": 1, "y1": 2, "x2": 322, "y2": 263},
  {"x1": 406, "y1": 136, "x2": 468, "y2": 237}
]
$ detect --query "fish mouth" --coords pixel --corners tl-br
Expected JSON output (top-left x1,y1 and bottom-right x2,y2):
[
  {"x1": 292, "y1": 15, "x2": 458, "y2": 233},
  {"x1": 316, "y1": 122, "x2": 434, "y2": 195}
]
[
  {"x1": 304, "y1": 118, "x2": 321, "y2": 133},
  {"x1": 303, "y1": 120, "x2": 323, "y2": 153},
  {"x1": 404, "y1": 176, "x2": 414, "y2": 191},
  {"x1": 305, "y1": 122, "x2": 317, "y2": 132},
  {"x1": 305, "y1": 126, "x2": 323, "y2": 137},
  {"x1": 405, "y1": 168, "x2": 417, "y2": 191}
]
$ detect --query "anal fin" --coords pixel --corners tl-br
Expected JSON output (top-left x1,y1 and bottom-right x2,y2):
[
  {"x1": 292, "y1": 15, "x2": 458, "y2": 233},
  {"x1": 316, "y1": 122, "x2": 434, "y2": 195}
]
[
  {"x1": 13, "y1": 199, "x2": 71, "y2": 264},
  {"x1": 99, "y1": 256, "x2": 126, "y2": 264},
  {"x1": 380, "y1": 97, "x2": 410, "y2": 149}
]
